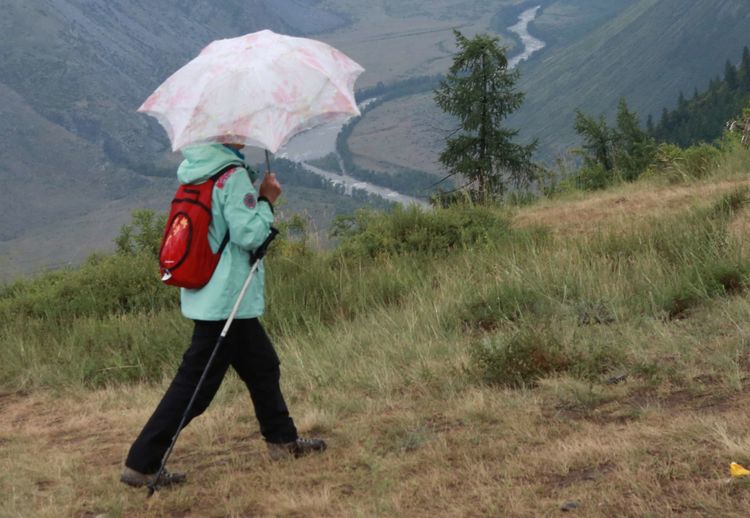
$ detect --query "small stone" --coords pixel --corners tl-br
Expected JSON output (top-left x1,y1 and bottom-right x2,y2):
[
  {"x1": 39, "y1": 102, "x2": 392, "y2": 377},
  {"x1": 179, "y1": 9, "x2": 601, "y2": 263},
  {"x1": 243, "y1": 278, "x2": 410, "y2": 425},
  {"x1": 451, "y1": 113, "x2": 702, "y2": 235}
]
[
  {"x1": 561, "y1": 501, "x2": 580, "y2": 512},
  {"x1": 606, "y1": 374, "x2": 628, "y2": 385}
]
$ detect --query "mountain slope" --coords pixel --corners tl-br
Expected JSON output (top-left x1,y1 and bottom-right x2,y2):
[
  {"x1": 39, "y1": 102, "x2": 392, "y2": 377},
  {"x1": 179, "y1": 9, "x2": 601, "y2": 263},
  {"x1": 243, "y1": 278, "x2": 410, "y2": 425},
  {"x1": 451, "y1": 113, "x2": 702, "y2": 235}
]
[
  {"x1": 0, "y1": 0, "x2": 348, "y2": 277},
  {"x1": 1, "y1": 0, "x2": 348, "y2": 178},
  {"x1": 0, "y1": 82, "x2": 151, "y2": 240},
  {"x1": 510, "y1": 0, "x2": 750, "y2": 158},
  {"x1": 651, "y1": 48, "x2": 750, "y2": 146}
]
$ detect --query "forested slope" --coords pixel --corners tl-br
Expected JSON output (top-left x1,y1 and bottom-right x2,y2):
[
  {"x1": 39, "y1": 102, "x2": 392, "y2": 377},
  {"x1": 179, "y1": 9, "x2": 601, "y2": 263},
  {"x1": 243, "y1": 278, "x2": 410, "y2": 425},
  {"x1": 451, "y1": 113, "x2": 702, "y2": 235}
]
[{"x1": 511, "y1": 0, "x2": 750, "y2": 157}]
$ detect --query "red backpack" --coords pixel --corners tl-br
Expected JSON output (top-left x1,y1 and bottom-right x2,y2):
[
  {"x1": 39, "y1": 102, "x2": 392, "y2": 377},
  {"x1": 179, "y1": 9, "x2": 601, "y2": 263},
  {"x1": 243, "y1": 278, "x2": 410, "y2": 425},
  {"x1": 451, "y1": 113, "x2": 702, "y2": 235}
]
[{"x1": 158, "y1": 166, "x2": 235, "y2": 288}]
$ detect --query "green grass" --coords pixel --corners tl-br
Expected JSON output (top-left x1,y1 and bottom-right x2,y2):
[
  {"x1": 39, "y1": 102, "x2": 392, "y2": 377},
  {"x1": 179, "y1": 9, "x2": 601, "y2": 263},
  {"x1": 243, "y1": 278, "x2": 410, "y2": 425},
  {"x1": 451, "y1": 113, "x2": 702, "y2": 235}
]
[
  {"x1": 3, "y1": 164, "x2": 750, "y2": 394},
  {"x1": 2, "y1": 140, "x2": 750, "y2": 518}
]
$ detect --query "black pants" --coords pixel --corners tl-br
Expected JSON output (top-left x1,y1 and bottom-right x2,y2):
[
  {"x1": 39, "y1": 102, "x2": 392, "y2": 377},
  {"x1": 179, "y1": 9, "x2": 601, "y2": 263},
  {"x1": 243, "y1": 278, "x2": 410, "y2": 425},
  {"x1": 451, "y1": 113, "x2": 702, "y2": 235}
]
[{"x1": 125, "y1": 318, "x2": 298, "y2": 474}]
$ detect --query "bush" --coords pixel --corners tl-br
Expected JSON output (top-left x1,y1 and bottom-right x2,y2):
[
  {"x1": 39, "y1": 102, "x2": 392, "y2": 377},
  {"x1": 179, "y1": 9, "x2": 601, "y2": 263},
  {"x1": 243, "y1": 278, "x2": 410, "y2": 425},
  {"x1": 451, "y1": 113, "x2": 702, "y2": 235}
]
[
  {"x1": 455, "y1": 283, "x2": 548, "y2": 331},
  {"x1": 331, "y1": 204, "x2": 511, "y2": 258},
  {"x1": 572, "y1": 163, "x2": 618, "y2": 191},
  {"x1": 469, "y1": 326, "x2": 572, "y2": 387},
  {"x1": 655, "y1": 257, "x2": 750, "y2": 320},
  {"x1": 646, "y1": 142, "x2": 720, "y2": 183},
  {"x1": 115, "y1": 209, "x2": 165, "y2": 257},
  {"x1": 681, "y1": 143, "x2": 721, "y2": 179},
  {"x1": 0, "y1": 252, "x2": 176, "y2": 322},
  {"x1": 469, "y1": 323, "x2": 626, "y2": 388}
]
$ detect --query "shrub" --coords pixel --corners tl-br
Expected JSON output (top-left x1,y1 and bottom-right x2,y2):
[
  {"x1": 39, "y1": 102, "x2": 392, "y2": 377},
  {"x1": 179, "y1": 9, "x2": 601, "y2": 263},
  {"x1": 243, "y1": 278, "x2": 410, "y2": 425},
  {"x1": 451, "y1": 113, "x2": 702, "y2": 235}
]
[
  {"x1": 469, "y1": 326, "x2": 572, "y2": 387},
  {"x1": 573, "y1": 163, "x2": 619, "y2": 191},
  {"x1": 331, "y1": 204, "x2": 511, "y2": 258},
  {"x1": 455, "y1": 283, "x2": 548, "y2": 331},
  {"x1": 469, "y1": 322, "x2": 627, "y2": 388},
  {"x1": 0, "y1": 252, "x2": 176, "y2": 322},
  {"x1": 645, "y1": 142, "x2": 684, "y2": 182},
  {"x1": 655, "y1": 257, "x2": 750, "y2": 320},
  {"x1": 646, "y1": 142, "x2": 720, "y2": 183},
  {"x1": 115, "y1": 209, "x2": 166, "y2": 257},
  {"x1": 681, "y1": 143, "x2": 721, "y2": 179}
]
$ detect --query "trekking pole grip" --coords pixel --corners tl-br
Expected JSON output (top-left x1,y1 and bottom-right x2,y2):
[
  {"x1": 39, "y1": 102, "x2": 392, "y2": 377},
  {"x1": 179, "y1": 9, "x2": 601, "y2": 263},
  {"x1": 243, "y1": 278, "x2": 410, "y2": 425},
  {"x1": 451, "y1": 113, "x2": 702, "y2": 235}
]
[{"x1": 250, "y1": 227, "x2": 279, "y2": 265}]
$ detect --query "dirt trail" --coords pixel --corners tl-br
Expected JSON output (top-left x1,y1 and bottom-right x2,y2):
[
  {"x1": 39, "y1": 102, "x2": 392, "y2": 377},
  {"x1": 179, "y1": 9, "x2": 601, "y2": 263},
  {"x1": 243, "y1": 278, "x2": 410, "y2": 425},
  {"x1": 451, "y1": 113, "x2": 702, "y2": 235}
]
[{"x1": 4, "y1": 381, "x2": 750, "y2": 516}]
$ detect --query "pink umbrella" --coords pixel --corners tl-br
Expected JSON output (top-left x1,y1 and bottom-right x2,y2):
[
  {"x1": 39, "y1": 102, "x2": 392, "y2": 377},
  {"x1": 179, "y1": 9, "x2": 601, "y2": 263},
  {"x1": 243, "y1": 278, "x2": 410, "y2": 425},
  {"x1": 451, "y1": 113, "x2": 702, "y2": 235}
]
[{"x1": 139, "y1": 29, "x2": 364, "y2": 153}]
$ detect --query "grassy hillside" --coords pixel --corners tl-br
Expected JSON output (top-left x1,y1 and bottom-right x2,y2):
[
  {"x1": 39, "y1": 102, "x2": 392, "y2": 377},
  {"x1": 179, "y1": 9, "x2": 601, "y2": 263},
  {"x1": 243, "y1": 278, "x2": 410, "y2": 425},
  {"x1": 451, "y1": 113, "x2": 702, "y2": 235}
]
[{"x1": 2, "y1": 139, "x2": 750, "y2": 515}]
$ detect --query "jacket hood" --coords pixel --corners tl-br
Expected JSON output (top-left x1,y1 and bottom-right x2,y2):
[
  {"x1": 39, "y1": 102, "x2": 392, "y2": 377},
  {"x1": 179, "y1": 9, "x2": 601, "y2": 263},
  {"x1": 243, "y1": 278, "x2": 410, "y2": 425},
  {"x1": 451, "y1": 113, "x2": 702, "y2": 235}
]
[{"x1": 177, "y1": 144, "x2": 249, "y2": 185}]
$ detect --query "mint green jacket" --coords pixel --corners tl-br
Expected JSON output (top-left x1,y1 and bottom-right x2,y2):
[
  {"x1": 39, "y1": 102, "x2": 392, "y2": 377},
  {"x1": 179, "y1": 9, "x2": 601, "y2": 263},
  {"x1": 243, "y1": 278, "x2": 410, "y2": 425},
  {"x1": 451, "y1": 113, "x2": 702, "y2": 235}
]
[{"x1": 176, "y1": 144, "x2": 274, "y2": 321}]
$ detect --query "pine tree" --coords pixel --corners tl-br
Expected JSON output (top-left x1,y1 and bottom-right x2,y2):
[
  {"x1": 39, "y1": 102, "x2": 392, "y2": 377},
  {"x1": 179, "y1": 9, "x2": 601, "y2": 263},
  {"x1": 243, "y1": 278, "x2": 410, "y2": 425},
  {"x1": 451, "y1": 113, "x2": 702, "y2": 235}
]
[
  {"x1": 740, "y1": 46, "x2": 750, "y2": 88},
  {"x1": 612, "y1": 98, "x2": 656, "y2": 181},
  {"x1": 725, "y1": 60, "x2": 739, "y2": 90},
  {"x1": 574, "y1": 110, "x2": 614, "y2": 172},
  {"x1": 434, "y1": 30, "x2": 536, "y2": 198},
  {"x1": 652, "y1": 46, "x2": 750, "y2": 147}
]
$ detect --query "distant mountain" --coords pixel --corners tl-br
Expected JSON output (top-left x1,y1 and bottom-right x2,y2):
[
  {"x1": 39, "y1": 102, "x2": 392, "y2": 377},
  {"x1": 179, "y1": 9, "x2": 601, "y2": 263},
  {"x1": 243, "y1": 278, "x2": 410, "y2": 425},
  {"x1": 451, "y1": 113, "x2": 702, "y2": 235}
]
[
  {"x1": 0, "y1": 0, "x2": 348, "y2": 276},
  {"x1": 1, "y1": 0, "x2": 347, "y2": 181},
  {"x1": 6, "y1": 0, "x2": 750, "y2": 279},
  {"x1": 509, "y1": 0, "x2": 750, "y2": 158},
  {"x1": 651, "y1": 47, "x2": 750, "y2": 146}
]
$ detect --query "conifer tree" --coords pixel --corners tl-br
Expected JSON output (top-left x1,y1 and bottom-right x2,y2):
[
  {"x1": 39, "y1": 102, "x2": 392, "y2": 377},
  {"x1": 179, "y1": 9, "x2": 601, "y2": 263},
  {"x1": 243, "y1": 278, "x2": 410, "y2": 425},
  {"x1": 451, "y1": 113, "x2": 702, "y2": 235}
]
[
  {"x1": 574, "y1": 110, "x2": 614, "y2": 172},
  {"x1": 574, "y1": 99, "x2": 655, "y2": 182},
  {"x1": 740, "y1": 46, "x2": 750, "y2": 88},
  {"x1": 678, "y1": 91, "x2": 687, "y2": 109},
  {"x1": 612, "y1": 99, "x2": 656, "y2": 181},
  {"x1": 434, "y1": 30, "x2": 536, "y2": 198},
  {"x1": 725, "y1": 60, "x2": 739, "y2": 90},
  {"x1": 652, "y1": 46, "x2": 750, "y2": 147}
]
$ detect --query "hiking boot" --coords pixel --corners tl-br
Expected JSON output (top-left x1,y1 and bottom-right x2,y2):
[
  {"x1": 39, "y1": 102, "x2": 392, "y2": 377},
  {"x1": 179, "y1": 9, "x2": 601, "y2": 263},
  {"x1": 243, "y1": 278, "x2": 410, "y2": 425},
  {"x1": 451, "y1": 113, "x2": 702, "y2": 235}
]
[
  {"x1": 120, "y1": 466, "x2": 187, "y2": 488},
  {"x1": 267, "y1": 437, "x2": 327, "y2": 460}
]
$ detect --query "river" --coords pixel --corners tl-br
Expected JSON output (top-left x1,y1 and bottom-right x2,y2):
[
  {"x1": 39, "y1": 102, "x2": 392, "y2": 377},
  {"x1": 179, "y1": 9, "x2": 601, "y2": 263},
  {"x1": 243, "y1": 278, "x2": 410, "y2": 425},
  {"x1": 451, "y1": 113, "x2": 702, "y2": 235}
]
[
  {"x1": 299, "y1": 162, "x2": 431, "y2": 209},
  {"x1": 280, "y1": 6, "x2": 546, "y2": 207},
  {"x1": 508, "y1": 5, "x2": 546, "y2": 69}
]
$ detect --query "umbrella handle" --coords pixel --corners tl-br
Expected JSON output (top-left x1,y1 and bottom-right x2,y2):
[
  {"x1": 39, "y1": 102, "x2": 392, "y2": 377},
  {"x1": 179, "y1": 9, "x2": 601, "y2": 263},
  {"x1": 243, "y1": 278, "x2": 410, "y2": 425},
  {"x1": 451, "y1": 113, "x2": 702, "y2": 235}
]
[{"x1": 265, "y1": 149, "x2": 272, "y2": 174}]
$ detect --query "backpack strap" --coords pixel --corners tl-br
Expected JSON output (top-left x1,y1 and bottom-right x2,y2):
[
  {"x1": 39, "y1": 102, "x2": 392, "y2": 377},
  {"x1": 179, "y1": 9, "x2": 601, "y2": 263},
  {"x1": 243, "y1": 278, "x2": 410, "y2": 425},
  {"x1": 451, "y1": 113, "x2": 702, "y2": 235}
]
[
  {"x1": 217, "y1": 229, "x2": 231, "y2": 256},
  {"x1": 209, "y1": 163, "x2": 243, "y2": 182},
  {"x1": 209, "y1": 163, "x2": 242, "y2": 255}
]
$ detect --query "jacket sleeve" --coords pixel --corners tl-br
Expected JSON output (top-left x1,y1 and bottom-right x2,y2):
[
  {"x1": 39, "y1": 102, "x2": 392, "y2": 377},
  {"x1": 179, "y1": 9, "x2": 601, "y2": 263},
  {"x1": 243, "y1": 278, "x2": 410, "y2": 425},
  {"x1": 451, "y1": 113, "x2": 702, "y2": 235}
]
[{"x1": 220, "y1": 168, "x2": 275, "y2": 252}]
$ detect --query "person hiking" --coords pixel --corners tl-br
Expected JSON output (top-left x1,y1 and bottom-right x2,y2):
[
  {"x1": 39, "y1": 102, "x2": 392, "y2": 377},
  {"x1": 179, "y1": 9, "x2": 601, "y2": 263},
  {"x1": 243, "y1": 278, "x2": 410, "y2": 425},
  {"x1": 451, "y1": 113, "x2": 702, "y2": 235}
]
[{"x1": 121, "y1": 143, "x2": 326, "y2": 488}]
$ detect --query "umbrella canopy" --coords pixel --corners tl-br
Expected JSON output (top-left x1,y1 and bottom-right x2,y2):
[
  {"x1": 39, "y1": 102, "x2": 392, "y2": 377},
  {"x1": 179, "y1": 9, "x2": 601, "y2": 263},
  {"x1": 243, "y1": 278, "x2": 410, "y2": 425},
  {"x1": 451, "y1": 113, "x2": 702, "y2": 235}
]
[{"x1": 139, "y1": 30, "x2": 364, "y2": 153}]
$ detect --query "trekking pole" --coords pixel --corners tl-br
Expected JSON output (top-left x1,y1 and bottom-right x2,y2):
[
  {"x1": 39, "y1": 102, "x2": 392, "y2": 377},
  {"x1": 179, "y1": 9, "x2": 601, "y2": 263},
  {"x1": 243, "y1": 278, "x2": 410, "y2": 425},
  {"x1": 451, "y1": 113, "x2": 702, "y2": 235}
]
[{"x1": 147, "y1": 227, "x2": 280, "y2": 498}]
